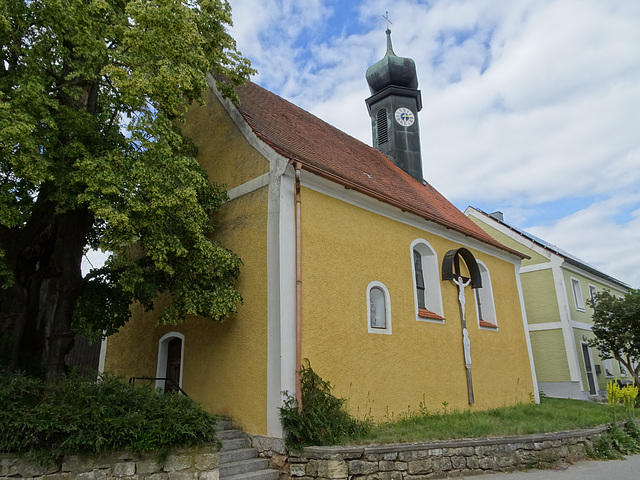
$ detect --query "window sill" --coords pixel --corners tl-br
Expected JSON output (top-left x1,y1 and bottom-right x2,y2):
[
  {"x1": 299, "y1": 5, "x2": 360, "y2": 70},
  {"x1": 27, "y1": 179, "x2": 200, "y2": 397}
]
[
  {"x1": 479, "y1": 320, "x2": 498, "y2": 329},
  {"x1": 418, "y1": 308, "x2": 444, "y2": 321}
]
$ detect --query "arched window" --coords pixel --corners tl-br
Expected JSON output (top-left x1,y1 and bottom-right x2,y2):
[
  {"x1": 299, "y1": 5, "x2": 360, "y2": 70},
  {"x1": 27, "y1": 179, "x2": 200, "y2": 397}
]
[
  {"x1": 156, "y1": 332, "x2": 185, "y2": 392},
  {"x1": 410, "y1": 239, "x2": 444, "y2": 322},
  {"x1": 474, "y1": 261, "x2": 497, "y2": 329},
  {"x1": 366, "y1": 281, "x2": 392, "y2": 334}
]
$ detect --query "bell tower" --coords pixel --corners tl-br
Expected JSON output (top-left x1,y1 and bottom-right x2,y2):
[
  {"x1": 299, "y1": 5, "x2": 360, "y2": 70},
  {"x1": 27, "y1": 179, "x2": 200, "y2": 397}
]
[{"x1": 365, "y1": 28, "x2": 423, "y2": 182}]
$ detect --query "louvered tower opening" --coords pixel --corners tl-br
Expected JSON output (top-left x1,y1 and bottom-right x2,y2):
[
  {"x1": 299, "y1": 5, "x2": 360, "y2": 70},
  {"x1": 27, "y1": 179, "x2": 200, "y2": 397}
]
[{"x1": 377, "y1": 108, "x2": 388, "y2": 145}]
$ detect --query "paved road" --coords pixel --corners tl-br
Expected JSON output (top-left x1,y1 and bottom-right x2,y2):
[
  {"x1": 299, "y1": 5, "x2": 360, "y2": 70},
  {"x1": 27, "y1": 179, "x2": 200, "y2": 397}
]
[{"x1": 468, "y1": 455, "x2": 640, "y2": 479}]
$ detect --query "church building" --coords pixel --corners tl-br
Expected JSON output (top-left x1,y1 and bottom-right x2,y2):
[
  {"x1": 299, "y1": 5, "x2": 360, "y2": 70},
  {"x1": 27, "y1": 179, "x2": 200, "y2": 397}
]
[{"x1": 103, "y1": 29, "x2": 538, "y2": 438}]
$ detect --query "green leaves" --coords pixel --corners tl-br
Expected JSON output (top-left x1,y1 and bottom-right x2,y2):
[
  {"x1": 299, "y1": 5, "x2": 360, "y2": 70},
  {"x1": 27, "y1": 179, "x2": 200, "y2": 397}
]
[
  {"x1": 1, "y1": 0, "x2": 253, "y2": 375},
  {"x1": 588, "y1": 289, "x2": 640, "y2": 385},
  {"x1": 0, "y1": 372, "x2": 219, "y2": 464}
]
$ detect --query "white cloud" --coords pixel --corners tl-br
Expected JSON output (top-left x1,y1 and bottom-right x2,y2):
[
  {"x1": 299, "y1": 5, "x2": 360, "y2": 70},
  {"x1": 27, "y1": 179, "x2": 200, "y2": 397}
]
[{"x1": 527, "y1": 192, "x2": 640, "y2": 288}]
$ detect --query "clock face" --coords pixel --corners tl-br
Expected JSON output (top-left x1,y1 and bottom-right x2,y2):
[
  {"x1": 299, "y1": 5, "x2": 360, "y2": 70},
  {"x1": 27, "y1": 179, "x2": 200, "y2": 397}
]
[{"x1": 394, "y1": 107, "x2": 415, "y2": 127}]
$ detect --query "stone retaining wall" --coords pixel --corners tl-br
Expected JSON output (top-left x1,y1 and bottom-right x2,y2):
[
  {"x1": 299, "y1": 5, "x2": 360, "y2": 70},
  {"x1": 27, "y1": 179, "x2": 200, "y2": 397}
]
[
  {"x1": 284, "y1": 426, "x2": 608, "y2": 479},
  {"x1": 0, "y1": 445, "x2": 219, "y2": 480}
]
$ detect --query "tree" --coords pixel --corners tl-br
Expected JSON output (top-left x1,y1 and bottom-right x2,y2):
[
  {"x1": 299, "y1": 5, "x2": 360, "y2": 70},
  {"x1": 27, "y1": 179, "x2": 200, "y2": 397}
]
[
  {"x1": 0, "y1": 0, "x2": 255, "y2": 379},
  {"x1": 588, "y1": 289, "x2": 640, "y2": 386}
]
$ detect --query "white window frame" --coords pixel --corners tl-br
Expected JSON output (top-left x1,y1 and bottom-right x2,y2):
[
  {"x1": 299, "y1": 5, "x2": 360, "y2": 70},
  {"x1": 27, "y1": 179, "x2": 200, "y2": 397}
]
[
  {"x1": 571, "y1": 277, "x2": 585, "y2": 311},
  {"x1": 367, "y1": 281, "x2": 392, "y2": 334},
  {"x1": 155, "y1": 332, "x2": 185, "y2": 391},
  {"x1": 410, "y1": 239, "x2": 444, "y2": 323},
  {"x1": 603, "y1": 358, "x2": 614, "y2": 378},
  {"x1": 474, "y1": 260, "x2": 498, "y2": 330},
  {"x1": 588, "y1": 284, "x2": 598, "y2": 305}
]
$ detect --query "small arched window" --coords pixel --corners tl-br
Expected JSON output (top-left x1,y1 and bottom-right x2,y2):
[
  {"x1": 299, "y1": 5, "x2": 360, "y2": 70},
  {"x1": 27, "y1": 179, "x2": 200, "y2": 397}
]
[
  {"x1": 366, "y1": 281, "x2": 392, "y2": 334},
  {"x1": 474, "y1": 261, "x2": 497, "y2": 329},
  {"x1": 410, "y1": 239, "x2": 444, "y2": 322}
]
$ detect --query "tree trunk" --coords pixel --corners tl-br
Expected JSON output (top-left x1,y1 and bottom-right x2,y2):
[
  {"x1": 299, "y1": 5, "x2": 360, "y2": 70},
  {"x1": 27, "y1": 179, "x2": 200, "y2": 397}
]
[{"x1": 0, "y1": 206, "x2": 92, "y2": 378}]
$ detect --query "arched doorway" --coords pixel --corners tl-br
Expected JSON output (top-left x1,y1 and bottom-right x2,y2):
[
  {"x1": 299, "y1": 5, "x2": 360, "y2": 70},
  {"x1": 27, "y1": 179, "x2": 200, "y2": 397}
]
[{"x1": 156, "y1": 332, "x2": 184, "y2": 393}]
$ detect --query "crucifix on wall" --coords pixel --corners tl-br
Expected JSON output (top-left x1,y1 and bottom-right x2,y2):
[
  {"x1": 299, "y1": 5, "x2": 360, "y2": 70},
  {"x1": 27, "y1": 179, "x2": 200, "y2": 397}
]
[{"x1": 442, "y1": 248, "x2": 482, "y2": 404}]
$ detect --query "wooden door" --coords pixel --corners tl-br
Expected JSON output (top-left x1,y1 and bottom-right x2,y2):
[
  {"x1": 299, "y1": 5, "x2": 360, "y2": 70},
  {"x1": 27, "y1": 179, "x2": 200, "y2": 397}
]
[{"x1": 165, "y1": 337, "x2": 182, "y2": 393}]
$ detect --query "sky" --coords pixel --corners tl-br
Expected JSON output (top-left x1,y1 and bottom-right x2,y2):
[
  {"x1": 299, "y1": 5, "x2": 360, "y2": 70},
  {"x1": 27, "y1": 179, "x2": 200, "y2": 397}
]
[{"x1": 225, "y1": 0, "x2": 640, "y2": 288}]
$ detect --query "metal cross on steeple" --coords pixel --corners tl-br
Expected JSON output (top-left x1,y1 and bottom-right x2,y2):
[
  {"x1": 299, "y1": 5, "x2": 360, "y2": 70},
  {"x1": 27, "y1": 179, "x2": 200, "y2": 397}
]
[{"x1": 382, "y1": 11, "x2": 392, "y2": 30}]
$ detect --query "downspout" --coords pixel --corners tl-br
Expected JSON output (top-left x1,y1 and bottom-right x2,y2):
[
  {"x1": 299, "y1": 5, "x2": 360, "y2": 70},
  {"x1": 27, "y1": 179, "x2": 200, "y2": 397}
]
[{"x1": 294, "y1": 161, "x2": 302, "y2": 409}]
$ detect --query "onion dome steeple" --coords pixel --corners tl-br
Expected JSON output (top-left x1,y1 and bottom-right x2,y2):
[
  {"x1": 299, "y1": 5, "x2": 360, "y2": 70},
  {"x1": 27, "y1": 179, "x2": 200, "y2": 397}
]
[
  {"x1": 366, "y1": 28, "x2": 419, "y2": 94},
  {"x1": 365, "y1": 27, "x2": 423, "y2": 182}
]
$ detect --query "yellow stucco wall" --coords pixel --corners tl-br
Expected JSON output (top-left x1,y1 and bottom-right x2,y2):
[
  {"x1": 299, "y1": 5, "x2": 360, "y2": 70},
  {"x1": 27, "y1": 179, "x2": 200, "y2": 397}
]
[
  {"x1": 467, "y1": 216, "x2": 550, "y2": 267},
  {"x1": 529, "y1": 329, "x2": 570, "y2": 382},
  {"x1": 182, "y1": 87, "x2": 269, "y2": 190},
  {"x1": 520, "y1": 269, "x2": 560, "y2": 324},
  {"x1": 105, "y1": 186, "x2": 270, "y2": 435},
  {"x1": 299, "y1": 188, "x2": 535, "y2": 420}
]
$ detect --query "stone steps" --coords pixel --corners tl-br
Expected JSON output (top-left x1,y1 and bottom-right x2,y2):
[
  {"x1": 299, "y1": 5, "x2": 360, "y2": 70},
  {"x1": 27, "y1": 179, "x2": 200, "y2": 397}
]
[{"x1": 217, "y1": 420, "x2": 280, "y2": 480}]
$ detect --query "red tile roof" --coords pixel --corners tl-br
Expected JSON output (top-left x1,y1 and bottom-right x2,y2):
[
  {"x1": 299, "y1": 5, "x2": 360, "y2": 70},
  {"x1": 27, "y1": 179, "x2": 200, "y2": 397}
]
[{"x1": 233, "y1": 80, "x2": 525, "y2": 258}]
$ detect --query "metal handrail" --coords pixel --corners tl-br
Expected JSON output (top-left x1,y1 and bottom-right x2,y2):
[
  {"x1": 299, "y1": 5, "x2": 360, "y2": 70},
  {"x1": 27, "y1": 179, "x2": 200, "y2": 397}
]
[{"x1": 129, "y1": 376, "x2": 189, "y2": 397}]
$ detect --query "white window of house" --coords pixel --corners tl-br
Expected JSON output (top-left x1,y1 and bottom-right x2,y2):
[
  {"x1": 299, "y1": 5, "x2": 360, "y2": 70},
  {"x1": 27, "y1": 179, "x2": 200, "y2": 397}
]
[
  {"x1": 571, "y1": 277, "x2": 585, "y2": 311},
  {"x1": 588, "y1": 284, "x2": 598, "y2": 305},
  {"x1": 603, "y1": 358, "x2": 614, "y2": 378},
  {"x1": 474, "y1": 261, "x2": 498, "y2": 329},
  {"x1": 619, "y1": 359, "x2": 628, "y2": 376},
  {"x1": 367, "y1": 281, "x2": 392, "y2": 334},
  {"x1": 410, "y1": 239, "x2": 444, "y2": 322},
  {"x1": 156, "y1": 332, "x2": 185, "y2": 392}
]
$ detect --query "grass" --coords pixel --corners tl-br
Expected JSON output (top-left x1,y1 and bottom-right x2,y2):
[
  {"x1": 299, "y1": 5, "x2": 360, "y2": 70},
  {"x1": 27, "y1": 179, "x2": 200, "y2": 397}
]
[{"x1": 349, "y1": 397, "x2": 634, "y2": 445}]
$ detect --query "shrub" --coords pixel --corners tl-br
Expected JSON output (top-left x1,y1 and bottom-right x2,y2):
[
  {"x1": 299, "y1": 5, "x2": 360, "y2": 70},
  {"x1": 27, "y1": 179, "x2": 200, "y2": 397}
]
[
  {"x1": 279, "y1": 363, "x2": 371, "y2": 449},
  {"x1": 0, "y1": 371, "x2": 218, "y2": 465}
]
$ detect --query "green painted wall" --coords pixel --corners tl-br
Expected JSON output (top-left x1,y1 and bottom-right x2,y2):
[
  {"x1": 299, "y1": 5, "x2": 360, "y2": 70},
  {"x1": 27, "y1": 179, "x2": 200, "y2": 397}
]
[
  {"x1": 520, "y1": 269, "x2": 560, "y2": 324},
  {"x1": 529, "y1": 329, "x2": 570, "y2": 382}
]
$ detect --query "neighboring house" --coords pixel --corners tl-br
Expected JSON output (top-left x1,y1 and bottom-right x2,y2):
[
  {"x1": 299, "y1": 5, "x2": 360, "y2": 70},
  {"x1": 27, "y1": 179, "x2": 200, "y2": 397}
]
[
  {"x1": 103, "y1": 30, "x2": 538, "y2": 439},
  {"x1": 465, "y1": 207, "x2": 631, "y2": 400}
]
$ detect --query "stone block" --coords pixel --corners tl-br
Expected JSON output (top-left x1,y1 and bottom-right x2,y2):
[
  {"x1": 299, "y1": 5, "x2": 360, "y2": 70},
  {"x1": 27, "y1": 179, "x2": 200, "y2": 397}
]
[
  {"x1": 198, "y1": 471, "x2": 219, "y2": 480},
  {"x1": 365, "y1": 472, "x2": 402, "y2": 480},
  {"x1": 75, "y1": 469, "x2": 107, "y2": 480},
  {"x1": 432, "y1": 457, "x2": 452, "y2": 472},
  {"x1": 497, "y1": 455, "x2": 516, "y2": 468},
  {"x1": 398, "y1": 450, "x2": 429, "y2": 462},
  {"x1": 478, "y1": 457, "x2": 496, "y2": 470},
  {"x1": 16, "y1": 458, "x2": 59, "y2": 477},
  {"x1": 451, "y1": 456, "x2": 466, "y2": 469},
  {"x1": 382, "y1": 452, "x2": 397, "y2": 461},
  {"x1": 315, "y1": 460, "x2": 347, "y2": 479},
  {"x1": 290, "y1": 463, "x2": 307, "y2": 477},
  {"x1": 466, "y1": 456, "x2": 479, "y2": 470},
  {"x1": 113, "y1": 462, "x2": 136, "y2": 477},
  {"x1": 407, "y1": 459, "x2": 432, "y2": 475},
  {"x1": 163, "y1": 456, "x2": 192, "y2": 473},
  {"x1": 194, "y1": 454, "x2": 218, "y2": 471},
  {"x1": 43, "y1": 473, "x2": 72, "y2": 480},
  {"x1": 347, "y1": 460, "x2": 376, "y2": 475},
  {"x1": 378, "y1": 460, "x2": 406, "y2": 472},
  {"x1": 250, "y1": 435, "x2": 287, "y2": 456},
  {"x1": 147, "y1": 473, "x2": 169, "y2": 480},
  {"x1": 168, "y1": 471, "x2": 198, "y2": 480},
  {"x1": 269, "y1": 454, "x2": 287, "y2": 470},
  {"x1": 137, "y1": 459, "x2": 161, "y2": 474},
  {"x1": 0, "y1": 458, "x2": 18, "y2": 476}
]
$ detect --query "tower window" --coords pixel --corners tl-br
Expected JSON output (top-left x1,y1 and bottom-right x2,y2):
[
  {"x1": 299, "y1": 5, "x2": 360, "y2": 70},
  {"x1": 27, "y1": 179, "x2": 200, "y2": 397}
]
[{"x1": 377, "y1": 108, "x2": 388, "y2": 145}]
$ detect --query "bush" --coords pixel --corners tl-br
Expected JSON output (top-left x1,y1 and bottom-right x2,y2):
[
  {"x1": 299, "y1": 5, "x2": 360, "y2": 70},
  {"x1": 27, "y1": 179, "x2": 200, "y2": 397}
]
[
  {"x1": 0, "y1": 371, "x2": 218, "y2": 465},
  {"x1": 279, "y1": 364, "x2": 371, "y2": 449}
]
